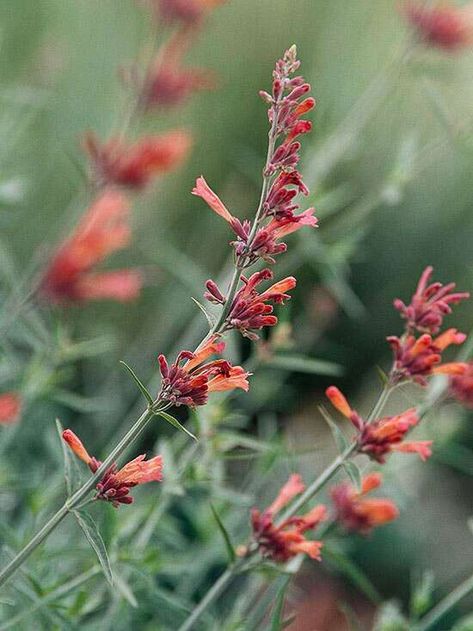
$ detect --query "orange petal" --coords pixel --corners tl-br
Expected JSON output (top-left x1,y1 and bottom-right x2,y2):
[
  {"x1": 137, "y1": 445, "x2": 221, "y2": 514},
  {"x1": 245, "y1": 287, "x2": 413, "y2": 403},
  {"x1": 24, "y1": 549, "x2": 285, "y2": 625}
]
[
  {"x1": 116, "y1": 454, "x2": 163, "y2": 485},
  {"x1": 361, "y1": 472, "x2": 382, "y2": 495},
  {"x1": 184, "y1": 336, "x2": 225, "y2": 372},
  {"x1": 393, "y1": 441, "x2": 432, "y2": 461},
  {"x1": 192, "y1": 176, "x2": 235, "y2": 224},
  {"x1": 325, "y1": 386, "x2": 352, "y2": 419},
  {"x1": 62, "y1": 429, "x2": 93, "y2": 465},
  {"x1": 267, "y1": 474, "x2": 305, "y2": 515}
]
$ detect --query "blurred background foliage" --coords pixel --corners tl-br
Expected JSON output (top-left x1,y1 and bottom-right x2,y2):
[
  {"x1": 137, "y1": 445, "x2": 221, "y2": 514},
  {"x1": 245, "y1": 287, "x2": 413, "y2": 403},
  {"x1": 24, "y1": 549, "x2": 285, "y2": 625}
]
[{"x1": 1, "y1": 0, "x2": 473, "y2": 629}]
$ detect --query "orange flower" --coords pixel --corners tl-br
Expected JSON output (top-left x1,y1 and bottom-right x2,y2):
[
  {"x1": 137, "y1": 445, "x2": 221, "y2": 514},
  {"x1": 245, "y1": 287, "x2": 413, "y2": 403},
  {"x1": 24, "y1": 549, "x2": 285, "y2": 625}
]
[
  {"x1": 331, "y1": 473, "x2": 399, "y2": 535},
  {"x1": 326, "y1": 387, "x2": 432, "y2": 463},
  {"x1": 0, "y1": 393, "x2": 22, "y2": 424},
  {"x1": 158, "y1": 336, "x2": 250, "y2": 407},
  {"x1": 403, "y1": 2, "x2": 473, "y2": 50},
  {"x1": 450, "y1": 362, "x2": 473, "y2": 408},
  {"x1": 62, "y1": 429, "x2": 162, "y2": 507},
  {"x1": 250, "y1": 474, "x2": 326, "y2": 563},
  {"x1": 41, "y1": 190, "x2": 142, "y2": 303},
  {"x1": 192, "y1": 176, "x2": 236, "y2": 224},
  {"x1": 84, "y1": 131, "x2": 191, "y2": 189}
]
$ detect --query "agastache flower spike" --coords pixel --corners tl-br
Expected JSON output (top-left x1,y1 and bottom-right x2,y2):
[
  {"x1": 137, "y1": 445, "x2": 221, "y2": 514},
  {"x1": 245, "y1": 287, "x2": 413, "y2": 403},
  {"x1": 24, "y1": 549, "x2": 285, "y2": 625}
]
[
  {"x1": 62, "y1": 430, "x2": 162, "y2": 507},
  {"x1": 158, "y1": 336, "x2": 249, "y2": 407},
  {"x1": 393, "y1": 266, "x2": 469, "y2": 335},
  {"x1": 40, "y1": 190, "x2": 142, "y2": 304},
  {"x1": 402, "y1": 2, "x2": 473, "y2": 51},
  {"x1": 248, "y1": 474, "x2": 326, "y2": 562},
  {"x1": 326, "y1": 387, "x2": 432, "y2": 463},
  {"x1": 330, "y1": 473, "x2": 399, "y2": 535},
  {"x1": 83, "y1": 131, "x2": 191, "y2": 190}
]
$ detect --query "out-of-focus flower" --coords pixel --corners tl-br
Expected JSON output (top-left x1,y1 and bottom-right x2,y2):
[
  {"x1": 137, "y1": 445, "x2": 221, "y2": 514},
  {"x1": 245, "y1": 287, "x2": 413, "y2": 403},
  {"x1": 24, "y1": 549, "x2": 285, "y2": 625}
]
[
  {"x1": 220, "y1": 269, "x2": 296, "y2": 340},
  {"x1": 331, "y1": 473, "x2": 399, "y2": 535},
  {"x1": 140, "y1": 32, "x2": 213, "y2": 110},
  {"x1": 158, "y1": 336, "x2": 249, "y2": 407},
  {"x1": 249, "y1": 474, "x2": 326, "y2": 562},
  {"x1": 393, "y1": 266, "x2": 469, "y2": 335},
  {"x1": 0, "y1": 392, "x2": 22, "y2": 424},
  {"x1": 326, "y1": 386, "x2": 432, "y2": 463},
  {"x1": 449, "y1": 362, "x2": 473, "y2": 408},
  {"x1": 40, "y1": 190, "x2": 142, "y2": 303},
  {"x1": 153, "y1": 0, "x2": 224, "y2": 24},
  {"x1": 403, "y1": 2, "x2": 473, "y2": 50},
  {"x1": 62, "y1": 429, "x2": 162, "y2": 507},
  {"x1": 84, "y1": 131, "x2": 191, "y2": 189},
  {"x1": 388, "y1": 329, "x2": 468, "y2": 386}
]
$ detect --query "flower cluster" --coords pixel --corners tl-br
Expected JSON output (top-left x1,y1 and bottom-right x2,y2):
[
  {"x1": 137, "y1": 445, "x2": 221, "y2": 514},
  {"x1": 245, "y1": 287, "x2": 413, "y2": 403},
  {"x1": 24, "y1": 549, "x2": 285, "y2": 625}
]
[
  {"x1": 62, "y1": 429, "x2": 163, "y2": 507},
  {"x1": 326, "y1": 386, "x2": 432, "y2": 463},
  {"x1": 403, "y1": 1, "x2": 473, "y2": 51},
  {"x1": 330, "y1": 473, "x2": 399, "y2": 535},
  {"x1": 41, "y1": 190, "x2": 143, "y2": 303},
  {"x1": 248, "y1": 474, "x2": 326, "y2": 563},
  {"x1": 157, "y1": 336, "x2": 249, "y2": 407},
  {"x1": 450, "y1": 362, "x2": 473, "y2": 408},
  {"x1": 153, "y1": 0, "x2": 224, "y2": 25},
  {"x1": 388, "y1": 267, "x2": 469, "y2": 385},
  {"x1": 0, "y1": 392, "x2": 22, "y2": 425},
  {"x1": 84, "y1": 130, "x2": 191, "y2": 190}
]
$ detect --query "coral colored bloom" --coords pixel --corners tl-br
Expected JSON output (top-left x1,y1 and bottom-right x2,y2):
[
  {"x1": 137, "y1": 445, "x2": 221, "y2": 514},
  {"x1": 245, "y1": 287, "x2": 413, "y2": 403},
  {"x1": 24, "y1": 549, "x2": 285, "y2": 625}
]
[
  {"x1": 62, "y1": 429, "x2": 162, "y2": 507},
  {"x1": 140, "y1": 32, "x2": 213, "y2": 110},
  {"x1": 155, "y1": 0, "x2": 224, "y2": 23},
  {"x1": 84, "y1": 131, "x2": 191, "y2": 189},
  {"x1": 403, "y1": 2, "x2": 473, "y2": 50},
  {"x1": 326, "y1": 387, "x2": 432, "y2": 463},
  {"x1": 393, "y1": 266, "x2": 469, "y2": 335},
  {"x1": 330, "y1": 473, "x2": 399, "y2": 535},
  {"x1": 388, "y1": 330, "x2": 467, "y2": 385},
  {"x1": 41, "y1": 190, "x2": 142, "y2": 303},
  {"x1": 192, "y1": 176, "x2": 236, "y2": 224},
  {"x1": 223, "y1": 269, "x2": 296, "y2": 339},
  {"x1": 0, "y1": 392, "x2": 22, "y2": 424},
  {"x1": 449, "y1": 362, "x2": 473, "y2": 408},
  {"x1": 250, "y1": 474, "x2": 326, "y2": 562},
  {"x1": 158, "y1": 336, "x2": 249, "y2": 407}
]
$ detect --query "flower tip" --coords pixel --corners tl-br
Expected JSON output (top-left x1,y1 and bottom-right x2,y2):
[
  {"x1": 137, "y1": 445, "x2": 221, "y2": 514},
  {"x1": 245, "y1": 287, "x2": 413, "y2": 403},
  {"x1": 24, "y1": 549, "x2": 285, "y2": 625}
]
[{"x1": 325, "y1": 386, "x2": 352, "y2": 418}]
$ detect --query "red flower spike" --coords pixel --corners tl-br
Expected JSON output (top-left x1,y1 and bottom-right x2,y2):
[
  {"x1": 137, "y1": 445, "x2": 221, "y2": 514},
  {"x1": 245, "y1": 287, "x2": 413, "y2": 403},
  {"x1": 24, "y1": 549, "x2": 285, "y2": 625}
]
[
  {"x1": 450, "y1": 362, "x2": 473, "y2": 408},
  {"x1": 41, "y1": 190, "x2": 142, "y2": 304},
  {"x1": 84, "y1": 131, "x2": 191, "y2": 190},
  {"x1": 0, "y1": 393, "x2": 22, "y2": 424},
  {"x1": 224, "y1": 270, "x2": 296, "y2": 339},
  {"x1": 250, "y1": 474, "x2": 326, "y2": 563},
  {"x1": 402, "y1": 2, "x2": 473, "y2": 50},
  {"x1": 62, "y1": 430, "x2": 162, "y2": 507},
  {"x1": 331, "y1": 473, "x2": 399, "y2": 535},
  {"x1": 393, "y1": 266, "x2": 469, "y2": 335},
  {"x1": 158, "y1": 336, "x2": 249, "y2": 407}
]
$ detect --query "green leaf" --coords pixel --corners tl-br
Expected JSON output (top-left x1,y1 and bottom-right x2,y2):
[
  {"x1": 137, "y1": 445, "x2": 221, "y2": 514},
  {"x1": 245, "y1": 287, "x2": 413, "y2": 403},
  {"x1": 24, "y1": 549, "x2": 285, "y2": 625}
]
[
  {"x1": 191, "y1": 297, "x2": 216, "y2": 327},
  {"x1": 318, "y1": 405, "x2": 350, "y2": 454},
  {"x1": 271, "y1": 577, "x2": 292, "y2": 631},
  {"x1": 114, "y1": 571, "x2": 138, "y2": 608},
  {"x1": 156, "y1": 410, "x2": 197, "y2": 442},
  {"x1": 265, "y1": 354, "x2": 343, "y2": 377},
  {"x1": 55, "y1": 418, "x2": 82, "y2": 496},
  {"x1": 376, "y1": 365, "x2": 389, "y2": 387},
  {"x1": 452, "y1": 614, "x2": 473, "y2": 631},
  {"x1": 210, "y1": 502, "x2": 236, "y2": 564},
  {"x1": 343, "y1": 461, "x2": 362, "y2": 492},
  {"x1": 324, "y1": 546, "x2": 382, "y2": 604},
  {"x1": 410, "y1": 570, "x2": 435, "y2": 619},
  {"x1": 74, "y1": 510, "x2": 113, "y2": 586},
  {"x1": 120, "y1": 361, "x2": 154, "y2": 406}
]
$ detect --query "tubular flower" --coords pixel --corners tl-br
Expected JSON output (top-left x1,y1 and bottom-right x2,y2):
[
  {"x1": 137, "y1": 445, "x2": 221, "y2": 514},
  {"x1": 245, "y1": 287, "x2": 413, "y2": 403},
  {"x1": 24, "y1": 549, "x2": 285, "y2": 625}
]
[
  {"x1": 250, "y1": 474, "x2": 326, "y2": 563},
  {"x1": 387, "y1": 329, "x2": 468, "y2": 386},
  {"x1": 326, "y1": 387, "x2": 432, "y2": 463},
  {"x1": 402, "y1": 2, "x2": 473, "y2": 50},
  {"x1": 154, "y1": 0, "x2": 225, "y2": 24},
  {"x1": 40, "y1": 190, "x2": 142, "y2": 303},
  {"x1": 0, "y1": 392, "x2": 22, "y2": 424},
  {"x1": 449, "y1": 362, "x2": 473, "y2": 408},
  {"x1": 393, "y1": 266, "x2": 469, "y2": 335},
  {"x1": 221, "y1": 269, "x2": 296, "y2": 340},
  {"x1": 158, "y1": 336, "x2": 249, "y2": 407},
  {"x1": 62, "y1": 430, "x2": 162, "y2": 507},
  {"x1": 140, "y1": 31, "x2": 213, "y2": 110},
  {"x1": 192, "y1": 46, "x2": 317, "y2": 266},
  {"x1": 330, "y1": 473, "x2": 399, "y2": 535},
  {"x1": 84, "y1": 131, "x2": 191, "y2": 189}
]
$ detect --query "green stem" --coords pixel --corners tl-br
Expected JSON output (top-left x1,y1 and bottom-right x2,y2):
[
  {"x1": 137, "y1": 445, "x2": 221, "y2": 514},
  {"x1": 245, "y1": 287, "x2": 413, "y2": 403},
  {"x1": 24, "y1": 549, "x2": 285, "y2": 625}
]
[
  {"x1": 0, "y1": 407, "x2": 156, "y2": 590},
  {"x1": 414, "y1": 572, "x2": 473, "y2": 631}
]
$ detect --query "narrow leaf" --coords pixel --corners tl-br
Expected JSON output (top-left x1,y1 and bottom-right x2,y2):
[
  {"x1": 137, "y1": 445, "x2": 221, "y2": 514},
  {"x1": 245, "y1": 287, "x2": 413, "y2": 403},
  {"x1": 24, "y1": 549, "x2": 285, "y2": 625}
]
[
  {"x1": 120, "y1": 361, "x2": 154, "y2": 406},
  {"x1": 55, "y1": 418, "x2": 81, "y2": 496},
  {"x1": 271, "y1": 577, "x2": 292, "y2": 631},
  {"x1": 74, "y1": 510, "x2": 113, "y2": 585},
  {"x1": 157, "y1": 410, "x2": 197, "y2": 442},
  {"x1": 318, "y1": 405, "x2": 350, "y2": 453},
  {"x1": 266, "y1": 354, "x2": 343, "y2": 377},
  {"x1": 191, "y1": 297, "x2": 216, "y2": 327},
  {"x1": 343, "y1": 461, "x2": 362, "y2": 492},
  {"x1": 210, "y1": 502, "x2": 236, "y2": 564},
  {"x1": 114, "y1": 572, "x2": 138, "y2": 608},
  {"x1": 324, "y1": 546, "x2": 381, "y2": 604}
]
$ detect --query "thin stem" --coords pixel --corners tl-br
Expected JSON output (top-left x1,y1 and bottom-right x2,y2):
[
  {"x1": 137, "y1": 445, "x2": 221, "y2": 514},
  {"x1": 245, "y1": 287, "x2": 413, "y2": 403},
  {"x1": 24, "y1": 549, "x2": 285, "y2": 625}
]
[
  {"x1": 0, "y1": 407, "x2": 156, "y2": 590},
  {"x1": 414, "y1": 572, "x2": 473, "y2": 631}
]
